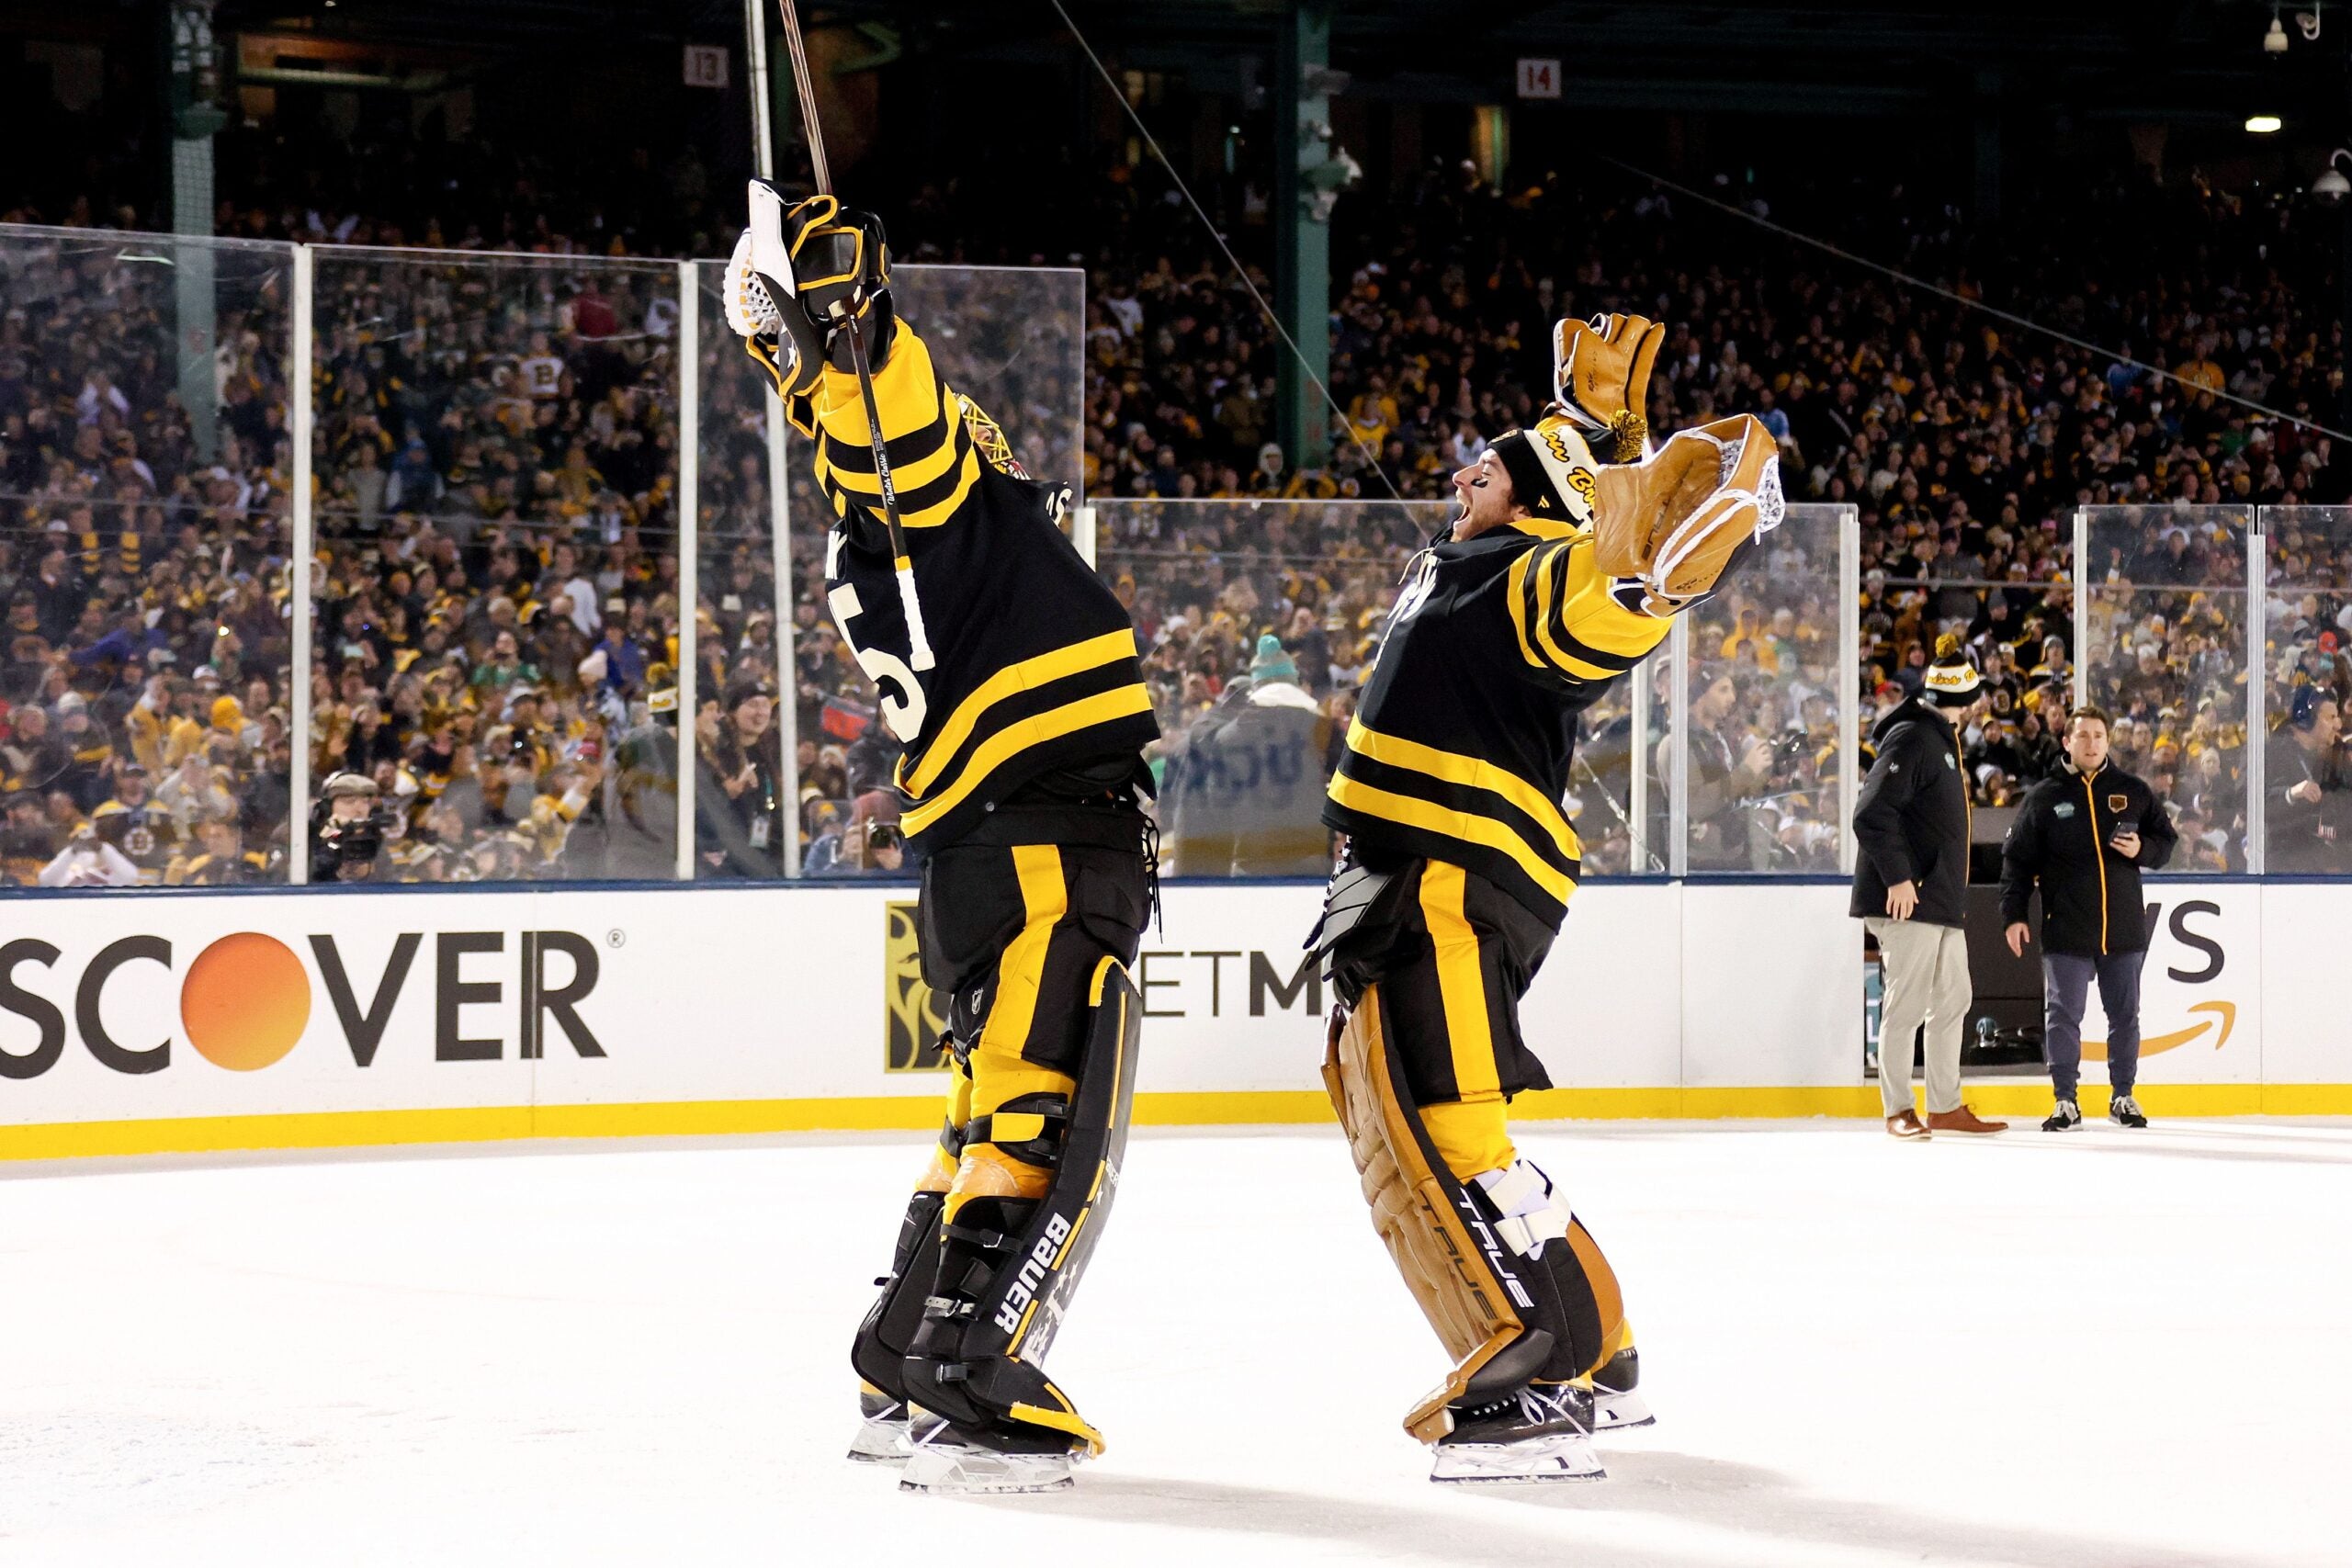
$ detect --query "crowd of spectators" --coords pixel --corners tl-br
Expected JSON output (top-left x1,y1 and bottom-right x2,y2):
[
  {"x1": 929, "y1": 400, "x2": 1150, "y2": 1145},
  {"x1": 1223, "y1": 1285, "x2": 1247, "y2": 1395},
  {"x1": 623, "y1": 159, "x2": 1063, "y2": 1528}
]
[{"x1": 7, "y1": 129, "x2": 2352, "y2": 882}]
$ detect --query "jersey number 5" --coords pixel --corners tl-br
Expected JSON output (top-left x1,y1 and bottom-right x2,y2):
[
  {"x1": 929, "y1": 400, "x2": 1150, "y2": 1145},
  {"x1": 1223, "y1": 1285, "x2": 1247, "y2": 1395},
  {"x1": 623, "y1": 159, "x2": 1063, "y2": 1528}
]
[{"x1": 827, "y1": 533, "x2": 929, "y2": 742}]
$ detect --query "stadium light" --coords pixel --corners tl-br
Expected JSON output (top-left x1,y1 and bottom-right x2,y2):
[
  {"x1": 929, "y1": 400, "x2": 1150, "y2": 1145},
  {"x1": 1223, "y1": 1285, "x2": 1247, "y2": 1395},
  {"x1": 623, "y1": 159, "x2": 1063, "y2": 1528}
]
[
  {"x1": 2312, "y1": 148, "x2": 2352, "y2": 203},
  {"x1": 2247, "y1": 114, "x2": 2285, "y2": 133}
]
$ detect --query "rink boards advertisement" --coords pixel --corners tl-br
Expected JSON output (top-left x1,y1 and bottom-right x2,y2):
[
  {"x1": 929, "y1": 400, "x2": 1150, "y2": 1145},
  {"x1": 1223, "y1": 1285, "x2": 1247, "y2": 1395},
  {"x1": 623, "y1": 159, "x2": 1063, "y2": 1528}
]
[{"x1": 0, "y1": 879, "x2": 2342, "y2": 1159}]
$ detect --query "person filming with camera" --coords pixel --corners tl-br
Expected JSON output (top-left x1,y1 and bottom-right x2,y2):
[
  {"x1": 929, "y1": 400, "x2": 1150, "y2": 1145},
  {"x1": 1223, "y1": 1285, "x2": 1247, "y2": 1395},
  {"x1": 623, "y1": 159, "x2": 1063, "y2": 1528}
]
[
  {"x1": 310, "y1": 772, "x2": 393, "y2": 883},
  {"x1": 1999, "y1": 705, "x2": 2178, "y2": 1131}
]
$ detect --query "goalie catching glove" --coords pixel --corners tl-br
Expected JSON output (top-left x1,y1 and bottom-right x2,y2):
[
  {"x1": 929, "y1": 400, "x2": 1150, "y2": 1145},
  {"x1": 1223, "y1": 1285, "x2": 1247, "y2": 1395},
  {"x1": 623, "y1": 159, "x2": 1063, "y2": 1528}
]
[
  {"x1": 1591, "y1": 413, "x2": 1783, "y2": 615},
  {"x1": 725, "y1": 180, "x2": 896, "y2": 401},
  {"x1": 1553, "y1": 312, "x2": 1664, "y2": 461}
]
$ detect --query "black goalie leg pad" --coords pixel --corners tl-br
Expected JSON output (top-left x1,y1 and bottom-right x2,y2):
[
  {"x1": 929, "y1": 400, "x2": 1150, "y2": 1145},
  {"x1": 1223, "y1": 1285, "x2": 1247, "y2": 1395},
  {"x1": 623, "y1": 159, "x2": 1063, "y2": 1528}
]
[
  {"x1": 902, "y1": 960, "x2": 1141, "y2": 1457},
  {"x1": 851, "y1": 1187, "x2": 945, "y2": 1405}
]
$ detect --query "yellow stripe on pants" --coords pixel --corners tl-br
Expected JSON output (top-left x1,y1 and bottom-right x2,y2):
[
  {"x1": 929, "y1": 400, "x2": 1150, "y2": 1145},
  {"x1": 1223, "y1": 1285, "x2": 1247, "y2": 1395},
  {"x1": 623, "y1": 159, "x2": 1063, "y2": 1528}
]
[
  {"x1": 948, "y1": 844, "x2": 1078, "y2": 1222},
  {"x1": 1416, "y1": 863, "x2": 1517, "y2": 1179}
]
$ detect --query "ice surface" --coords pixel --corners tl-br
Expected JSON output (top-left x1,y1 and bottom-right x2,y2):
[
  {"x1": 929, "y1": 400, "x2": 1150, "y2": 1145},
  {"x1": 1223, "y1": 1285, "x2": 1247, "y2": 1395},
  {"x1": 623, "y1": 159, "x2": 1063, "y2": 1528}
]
[{"x1": 2, "y1": 1118, "x2": 2346, "y2": 1566}]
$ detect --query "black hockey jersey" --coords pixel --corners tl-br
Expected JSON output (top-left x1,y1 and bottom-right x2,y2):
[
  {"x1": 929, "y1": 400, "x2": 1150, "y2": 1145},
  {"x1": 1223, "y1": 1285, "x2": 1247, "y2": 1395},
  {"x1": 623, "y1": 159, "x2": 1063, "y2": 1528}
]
[
  {"x1": 802, "y1": 326, "x2": 1157, "y2": 854},
  {"x1": 1325, "y1": 517, "x2": 1667, "y2": 930}
]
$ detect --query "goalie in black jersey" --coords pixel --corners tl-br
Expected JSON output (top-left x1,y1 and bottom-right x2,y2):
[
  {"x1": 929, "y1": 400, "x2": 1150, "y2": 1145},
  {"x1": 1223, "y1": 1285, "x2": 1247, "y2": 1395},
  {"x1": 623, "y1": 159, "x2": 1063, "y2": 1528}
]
[
  {"x1": 726, "y1": 186, "x2": 1157, "y2": 1495},
  {"x1": 1312, "y1": 314, "x2": 1783, "y2": 1483}
]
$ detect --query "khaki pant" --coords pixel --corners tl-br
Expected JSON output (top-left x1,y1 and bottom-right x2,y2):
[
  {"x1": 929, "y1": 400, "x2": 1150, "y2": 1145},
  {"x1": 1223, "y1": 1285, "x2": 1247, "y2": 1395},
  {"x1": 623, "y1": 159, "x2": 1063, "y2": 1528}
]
[{"x1": 1867, "y1": 918, "x2": 1971, "y2": 1118}]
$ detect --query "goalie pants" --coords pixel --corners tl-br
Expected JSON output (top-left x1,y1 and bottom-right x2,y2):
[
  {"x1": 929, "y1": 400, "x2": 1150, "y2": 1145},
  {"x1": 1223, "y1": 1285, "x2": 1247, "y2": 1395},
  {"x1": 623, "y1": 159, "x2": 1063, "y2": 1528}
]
[
  {"x1": 1338, "y1": 858, "x2": 1559, "y2": 1181},
  {"x1": 915, "y1": 825, "x2": 1149, "y2": 1178}
]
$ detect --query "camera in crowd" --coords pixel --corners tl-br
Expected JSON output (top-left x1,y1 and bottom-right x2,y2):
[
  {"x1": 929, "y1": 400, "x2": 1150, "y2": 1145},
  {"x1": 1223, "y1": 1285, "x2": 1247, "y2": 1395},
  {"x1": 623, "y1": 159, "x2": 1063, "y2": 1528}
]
[{"x1": 309, "y1": 772, "x2": 396, "y2": 882}]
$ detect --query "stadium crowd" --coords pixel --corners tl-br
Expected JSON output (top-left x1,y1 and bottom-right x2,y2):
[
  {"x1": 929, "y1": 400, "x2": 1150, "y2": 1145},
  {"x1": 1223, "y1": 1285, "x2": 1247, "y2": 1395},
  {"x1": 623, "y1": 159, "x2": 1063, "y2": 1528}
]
[{"x1": 6, "y1": 138, "x2": 2351, "y2": 882}]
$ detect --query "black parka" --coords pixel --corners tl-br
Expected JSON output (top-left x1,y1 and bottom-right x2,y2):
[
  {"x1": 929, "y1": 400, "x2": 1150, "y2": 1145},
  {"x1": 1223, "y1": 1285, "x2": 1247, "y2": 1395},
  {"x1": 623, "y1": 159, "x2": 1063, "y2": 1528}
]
[
  {"x1": 1849, "y1": 697, "x2": 1973, "y2": 927},
  {"x1": 1998, "y1": 762, "x2": 2177, "y2": 955}
]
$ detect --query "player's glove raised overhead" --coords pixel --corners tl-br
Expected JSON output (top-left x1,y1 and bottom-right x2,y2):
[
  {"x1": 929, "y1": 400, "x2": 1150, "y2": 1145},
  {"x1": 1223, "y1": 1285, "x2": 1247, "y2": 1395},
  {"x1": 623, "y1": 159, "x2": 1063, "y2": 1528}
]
[
  {"x1": 1552, "y1": 312, "x2": 1664, "y2": 461},
  {"x1": 728, "y1": 179, "x2": 897, "y2": 400},
  {"x1": 1590, "y1": 413, "x2": 1783, "y2": 615}
]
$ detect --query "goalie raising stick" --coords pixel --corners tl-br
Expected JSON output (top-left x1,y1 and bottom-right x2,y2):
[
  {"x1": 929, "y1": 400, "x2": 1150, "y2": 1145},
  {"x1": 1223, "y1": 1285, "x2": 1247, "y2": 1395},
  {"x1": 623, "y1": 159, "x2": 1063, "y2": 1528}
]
[
  {"x1": 726, "y1": 186, "x2": 1159, "y2": 1495},
  {"x1": 1312, "y1": 313, "x2": 1781, "y2": 1483}
]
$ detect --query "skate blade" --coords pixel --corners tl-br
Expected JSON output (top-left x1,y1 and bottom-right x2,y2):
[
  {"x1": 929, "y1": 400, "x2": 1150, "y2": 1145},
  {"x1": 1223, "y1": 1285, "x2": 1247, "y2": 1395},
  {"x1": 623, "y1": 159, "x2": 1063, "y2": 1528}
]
[
  {"x1": 899, "y1": 1442, "x2": 1075, "y2": 1495},
  {"x1": 1430, "y1": 1435, "x2": 1606, "y2": 1484},
  {"x1": 844, "y1": 1412, "x2": 911, "y2": 1465},
  {"x1": 1593, "y1": 1390, "x2": 1656, "y2": 1431}
]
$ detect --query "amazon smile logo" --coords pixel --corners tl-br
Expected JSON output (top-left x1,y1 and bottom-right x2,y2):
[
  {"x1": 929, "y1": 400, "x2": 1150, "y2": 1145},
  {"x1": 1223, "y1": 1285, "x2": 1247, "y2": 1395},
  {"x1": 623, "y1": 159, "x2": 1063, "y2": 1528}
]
[{"x1": 2082, "y1": 898, "x2": 2241, "y2": 1063}]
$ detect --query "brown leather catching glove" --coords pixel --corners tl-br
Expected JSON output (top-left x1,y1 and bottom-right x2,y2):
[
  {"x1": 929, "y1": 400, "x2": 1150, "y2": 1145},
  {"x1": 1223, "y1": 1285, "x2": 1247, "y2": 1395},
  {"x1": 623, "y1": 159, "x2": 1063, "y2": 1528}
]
[
  {"x1": 1590, "y1": 414, "x2": 1783, "y2": 615},
  {"x1": 1552, "y1": 312, "x2": 1664, "y2": 461}
]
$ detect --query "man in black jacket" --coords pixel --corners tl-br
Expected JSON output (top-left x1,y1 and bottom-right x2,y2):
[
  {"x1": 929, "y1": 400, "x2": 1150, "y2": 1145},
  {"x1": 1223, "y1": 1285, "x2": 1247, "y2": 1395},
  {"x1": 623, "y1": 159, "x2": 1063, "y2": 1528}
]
[
  {"x1": 2000, "y1": 705, "x2": 2179, "y2": 1131},
  {"x1": 1851, "y1": 636, "x2": 2007, "y2": 1139}
]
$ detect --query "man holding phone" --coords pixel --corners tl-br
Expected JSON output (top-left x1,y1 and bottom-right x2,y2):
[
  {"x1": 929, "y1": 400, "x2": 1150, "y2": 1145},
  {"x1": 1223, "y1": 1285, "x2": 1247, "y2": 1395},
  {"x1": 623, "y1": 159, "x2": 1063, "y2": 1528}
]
[{"x1": 1999, "y1": 705, "x2": 2178, "y2": 1131}]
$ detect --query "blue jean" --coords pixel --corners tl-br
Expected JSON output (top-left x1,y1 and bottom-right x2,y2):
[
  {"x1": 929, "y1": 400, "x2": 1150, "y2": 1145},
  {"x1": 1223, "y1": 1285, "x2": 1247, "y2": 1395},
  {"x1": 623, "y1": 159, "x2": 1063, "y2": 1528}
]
[{"x1": 2041, "y1": 951, "x2": 2146, "y2": 1099}]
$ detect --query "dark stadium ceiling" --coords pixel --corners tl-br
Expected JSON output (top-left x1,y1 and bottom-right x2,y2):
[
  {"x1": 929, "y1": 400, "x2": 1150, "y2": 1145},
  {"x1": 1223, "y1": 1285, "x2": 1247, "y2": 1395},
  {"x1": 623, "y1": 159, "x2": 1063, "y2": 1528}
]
[{"x1": 213, "y1": 0, "x2": 2344, "y2": 122}]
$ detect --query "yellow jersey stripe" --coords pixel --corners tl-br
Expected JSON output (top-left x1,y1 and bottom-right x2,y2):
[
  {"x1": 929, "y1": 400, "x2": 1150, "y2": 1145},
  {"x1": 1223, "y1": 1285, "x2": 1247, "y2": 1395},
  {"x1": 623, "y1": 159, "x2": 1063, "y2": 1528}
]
[
  {"x1": 817, "y1": 378, "x2": 965, "y2": 494},
  {"x1": 814, "y1": 331, "x2": 944, "y2": 447},
  {"x1": 826, "y1": 448, "x2": 981, "y2": 531},
  {"x1": 902, "y1": 684, "x2": 1156, "y2": 836},
  {"x1": 904, "y1": 629, "x2": 1141, "y2": 796},
  {"x1": 1326, "y1": 773, "x2": 1575, "y2": 908},
  {"x1": 1555, "y1": 542, "x2": 1669, "y2": 661},
  {"x1": 1418, "y1": 863, "x2": 1502, "y2": 1101},
  {"x1": 1504, "y1": 549, "x2": 1543, "y2": 670},
  {"x1": 1344, "y1": 717, "x2": 1580, "y2": 863}
]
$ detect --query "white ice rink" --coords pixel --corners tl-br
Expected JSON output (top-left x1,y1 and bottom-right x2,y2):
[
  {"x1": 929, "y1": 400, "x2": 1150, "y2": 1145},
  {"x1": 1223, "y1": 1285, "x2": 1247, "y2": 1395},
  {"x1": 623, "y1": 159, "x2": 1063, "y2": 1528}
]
[{"x1": 3, "y1": 1118, "x2": 2347, "y2": 1567}]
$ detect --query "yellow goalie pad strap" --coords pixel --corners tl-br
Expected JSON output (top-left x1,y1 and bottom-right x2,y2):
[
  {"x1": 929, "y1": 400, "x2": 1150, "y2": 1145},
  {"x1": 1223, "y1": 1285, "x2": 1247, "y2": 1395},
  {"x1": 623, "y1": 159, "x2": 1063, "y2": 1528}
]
[
  {"x1": 1321, "y1": 993, "x2": 1529, "y2": 1442},
  {"x1": 1007, "y1": 1395, "x2": 1105, "y2": 1459},
  {"x1": 1567, "y1": 1219, "x2": 1629, "y2": 1378}
]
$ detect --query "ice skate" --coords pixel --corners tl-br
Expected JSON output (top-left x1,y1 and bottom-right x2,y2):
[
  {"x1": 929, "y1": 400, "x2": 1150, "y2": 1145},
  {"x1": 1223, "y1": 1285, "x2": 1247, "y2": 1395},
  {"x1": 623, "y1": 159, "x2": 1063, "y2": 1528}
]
[
  {"x1": 1591, "y1": 1348, "x2": 1655, "y2": 1431},
  {"x1": 899, "y1": 1421, "x2": 1079, "y2": 1495},
  {"x1": 2042, "y1": 1098, "x2": 2084, "y2": 1133},
  {"x1": 2109, "y1": 1093, "x2": 2149, "y2": 1129},
  {"x1": 1430, "y1": 1382, "x2": 1606, "y2": 1484},
  {"x1": 844, "y1": 1385, "x2": 911, "y2": 1465}
]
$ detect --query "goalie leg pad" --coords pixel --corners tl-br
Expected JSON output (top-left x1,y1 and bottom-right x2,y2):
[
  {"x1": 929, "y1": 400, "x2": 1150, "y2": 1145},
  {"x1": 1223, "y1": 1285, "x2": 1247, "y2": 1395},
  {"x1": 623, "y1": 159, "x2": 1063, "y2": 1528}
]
[
  {"x1": 900, "y1": 957, "x2": 1141, "y2": 1458},
  {"x1": 849, "y1": 1055, "x2": 970, "y2": 1406},
  {"x1": 1324, "y1": 991, "x2": 1555, "y2": 1442}
]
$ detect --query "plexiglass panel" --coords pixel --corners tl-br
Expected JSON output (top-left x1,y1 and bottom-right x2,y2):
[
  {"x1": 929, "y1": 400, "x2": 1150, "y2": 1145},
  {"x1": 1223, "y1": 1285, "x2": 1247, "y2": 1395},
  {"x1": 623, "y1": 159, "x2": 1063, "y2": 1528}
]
[
  {"x1": 1676, "y1": 502, "x2": 1849, "y2": 873},
  {"x1": 2079, "y1": 504, "x2": 2251, "y2": 873},
  {"x1": 303, "y1": 247, "x2": 683, "y2": 883},
  {"x1": 2258, "y1": 505, "x2": 2352, "y2": 874},
  {"x1": 0, "y1": 225, "x2": 297, "y2": 886}
]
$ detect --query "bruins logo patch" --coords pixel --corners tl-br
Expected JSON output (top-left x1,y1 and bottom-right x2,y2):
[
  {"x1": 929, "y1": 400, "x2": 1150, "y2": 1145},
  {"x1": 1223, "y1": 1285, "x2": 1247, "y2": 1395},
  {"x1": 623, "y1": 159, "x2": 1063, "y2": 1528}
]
[
  {"x1": 885, "y1": 900, "x2": 951, "y2": 1071},
  {"x1": 958, "y1": 395, "x2": 1029, "y2": 479},
  {"x1": 2108, "y1": 793, "x2": 2130, "y2": 813}
]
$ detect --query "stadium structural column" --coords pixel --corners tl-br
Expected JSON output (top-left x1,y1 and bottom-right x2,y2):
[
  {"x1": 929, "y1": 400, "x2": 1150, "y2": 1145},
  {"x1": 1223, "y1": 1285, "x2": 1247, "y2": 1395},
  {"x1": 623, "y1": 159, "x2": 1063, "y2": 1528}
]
[
  {"x1": 2246, "y1": 521, "x2": 2267, "y2": 874},
  {"x1": 1274, "y1": 0, "x2": 1335, "y2": 469},
  {"x1": 289, "y1": 243, "x2": 314, "y2": 886},
  {"x1": 166, "y1": 0, "x2": 226, "y2": 462},
  {"x1": 1838, "y1": 503, "x2": 1861, "y2": 876},
  {"x1": 677, "y1": 261, "x2": 700, "y2": 883},
  {"x1": 1971, "y1": 70, "x2": 2003, "y2": 227}
]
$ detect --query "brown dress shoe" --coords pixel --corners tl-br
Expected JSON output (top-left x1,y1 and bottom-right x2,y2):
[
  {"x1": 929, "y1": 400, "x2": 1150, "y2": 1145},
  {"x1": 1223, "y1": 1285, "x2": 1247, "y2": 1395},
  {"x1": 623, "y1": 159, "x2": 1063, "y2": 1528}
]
[
  {"x1": 1885, "y1": 1110, "x2": 1932, "y2": 1140},
  {"x1": 1926, "y1": 1106, "x2": 2008, "y2": 1134}
]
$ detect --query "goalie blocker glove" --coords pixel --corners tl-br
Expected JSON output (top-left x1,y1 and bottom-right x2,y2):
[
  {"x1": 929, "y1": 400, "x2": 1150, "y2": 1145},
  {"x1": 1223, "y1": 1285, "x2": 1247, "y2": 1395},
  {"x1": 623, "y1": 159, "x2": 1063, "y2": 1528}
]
[{"x1": 728, "y1": 182, "x2": 898, "y2": 403}]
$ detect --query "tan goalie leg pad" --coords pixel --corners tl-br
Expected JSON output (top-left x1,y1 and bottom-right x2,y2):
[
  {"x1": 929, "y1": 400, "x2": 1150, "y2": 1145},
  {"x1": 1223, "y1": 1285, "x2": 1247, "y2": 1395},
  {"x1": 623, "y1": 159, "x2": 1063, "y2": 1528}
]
[{"x1": 1322, "y1": 992, "x2": 1528, "y2": 1442}]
